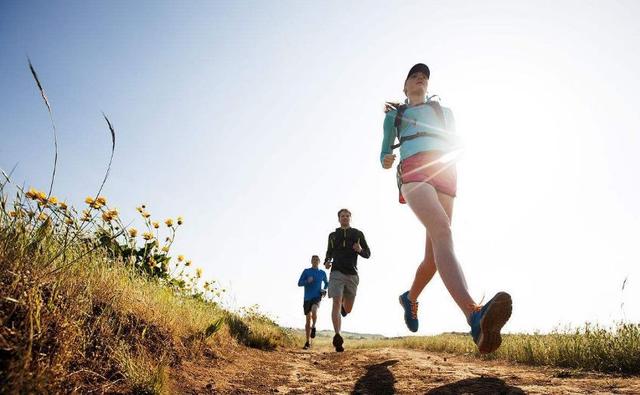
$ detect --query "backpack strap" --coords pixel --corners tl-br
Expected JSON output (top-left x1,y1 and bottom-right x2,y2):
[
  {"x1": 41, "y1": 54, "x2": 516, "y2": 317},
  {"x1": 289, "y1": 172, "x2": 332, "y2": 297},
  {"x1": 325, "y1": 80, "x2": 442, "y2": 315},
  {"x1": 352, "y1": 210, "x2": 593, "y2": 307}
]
[
  {"x1": 426, "y1": 101, "x2": 447, "y2": 130},
  {"x1": 391, "y1": 104, "x2": 407, "y2": 149},
  {"x1": 391, "y1": 101, "x2": 448, "y2": 150}
]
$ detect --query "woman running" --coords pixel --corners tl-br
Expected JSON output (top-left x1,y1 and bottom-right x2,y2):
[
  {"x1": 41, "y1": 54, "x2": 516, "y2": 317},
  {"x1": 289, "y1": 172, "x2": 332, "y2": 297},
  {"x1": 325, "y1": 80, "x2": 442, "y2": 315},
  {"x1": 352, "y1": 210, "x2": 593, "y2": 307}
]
[{"x1": 380, "y1": 63, "x2": 512, "y2": 354}]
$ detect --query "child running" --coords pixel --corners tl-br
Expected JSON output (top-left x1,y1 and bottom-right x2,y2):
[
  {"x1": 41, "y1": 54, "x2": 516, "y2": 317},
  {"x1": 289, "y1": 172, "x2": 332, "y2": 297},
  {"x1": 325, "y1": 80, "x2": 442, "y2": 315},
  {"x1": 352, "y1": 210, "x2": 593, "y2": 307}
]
[
  {"x1": 380, "y1": 63, "x2": 512, "y2": 354},
  {"x1": 297, "y1": 255, "x2": 328, "y2": 349}
]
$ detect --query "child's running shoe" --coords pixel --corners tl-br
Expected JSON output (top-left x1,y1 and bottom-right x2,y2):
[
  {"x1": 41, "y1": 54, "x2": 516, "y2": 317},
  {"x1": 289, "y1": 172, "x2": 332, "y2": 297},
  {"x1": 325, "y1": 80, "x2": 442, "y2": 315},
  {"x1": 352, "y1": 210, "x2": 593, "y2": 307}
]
[
  {"x1": 303, "y1": 341, "x2": 310, "y2": 350},
  {"x1": 468, "y1": 292, "x2": 512, "y2": 354},
  {"x1": 332, "y1": 333, "x2": 344, "y2": 352},
  {"x1": 399, "y1": 291, "x2": 419, "y2": 332},
  {"x1": 310, "y1": 327, "x2": 316, "y2": 338}
]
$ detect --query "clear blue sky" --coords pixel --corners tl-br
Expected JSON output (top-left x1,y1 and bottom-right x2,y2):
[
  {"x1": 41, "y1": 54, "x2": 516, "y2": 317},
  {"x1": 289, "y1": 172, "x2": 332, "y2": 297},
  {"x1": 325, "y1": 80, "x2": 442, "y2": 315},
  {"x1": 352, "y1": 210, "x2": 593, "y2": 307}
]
[{"x1": 2, "y1": 1, "x2": 640, "y2": 336}]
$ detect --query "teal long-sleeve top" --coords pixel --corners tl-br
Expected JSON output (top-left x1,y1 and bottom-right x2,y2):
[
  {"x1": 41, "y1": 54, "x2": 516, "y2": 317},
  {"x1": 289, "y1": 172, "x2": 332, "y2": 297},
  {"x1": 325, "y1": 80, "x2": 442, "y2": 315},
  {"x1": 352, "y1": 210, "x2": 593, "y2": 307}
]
[{"x1": 380, "y1": 102, "x2": 457, "y2": 167}]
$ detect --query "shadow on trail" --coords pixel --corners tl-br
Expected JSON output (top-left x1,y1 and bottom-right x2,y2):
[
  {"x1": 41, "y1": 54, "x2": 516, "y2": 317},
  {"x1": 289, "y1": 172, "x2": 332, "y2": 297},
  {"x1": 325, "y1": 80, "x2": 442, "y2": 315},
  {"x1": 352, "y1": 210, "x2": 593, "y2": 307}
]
[
  {"x1": 426, "y1": 376, "x2": 525, "y2": 394},
  {"x1": 352, "y1": 359, "x2": 398, "y2": 395}
]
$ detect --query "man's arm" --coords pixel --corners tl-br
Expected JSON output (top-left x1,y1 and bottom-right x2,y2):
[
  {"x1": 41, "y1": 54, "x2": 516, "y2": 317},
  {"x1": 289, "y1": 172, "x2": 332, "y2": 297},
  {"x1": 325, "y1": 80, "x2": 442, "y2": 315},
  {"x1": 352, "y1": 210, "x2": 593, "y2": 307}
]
[
  {"x1": 358, "y1": 231, "x2": 371, "y2": 259},
  {"x1": 297, "y1": 269, "x2": 308, "y2": 287},
  {"x1": 324, "y1": 233, "x2": 334, "y2": 268},
  {"x1": 322, "y1": 271, "x2": 329, "y2": 290}
]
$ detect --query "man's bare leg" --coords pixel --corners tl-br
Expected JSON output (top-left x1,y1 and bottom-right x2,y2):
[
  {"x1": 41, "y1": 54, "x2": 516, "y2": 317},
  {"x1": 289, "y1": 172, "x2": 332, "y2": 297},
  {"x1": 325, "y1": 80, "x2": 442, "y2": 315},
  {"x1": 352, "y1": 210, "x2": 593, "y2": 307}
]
[
  {"x1": 331, "y1": 295, "x2": 342, "y2": 334},
  {"x1": 305, "y1": 313, "x2": 311, "y2": 343},
  {"x1": 311, "y1": 304, "x2": 318, "y2": 328},
  {"x1": 342, "y1": 294, "x2": 356, "y2": 314}
]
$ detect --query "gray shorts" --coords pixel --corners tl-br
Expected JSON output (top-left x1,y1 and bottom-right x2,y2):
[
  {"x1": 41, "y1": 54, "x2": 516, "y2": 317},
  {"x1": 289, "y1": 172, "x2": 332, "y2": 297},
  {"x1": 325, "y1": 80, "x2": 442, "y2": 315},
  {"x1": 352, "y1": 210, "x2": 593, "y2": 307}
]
[{"x1": 328, "y1": 270, "x2": 359, "y2": 301}]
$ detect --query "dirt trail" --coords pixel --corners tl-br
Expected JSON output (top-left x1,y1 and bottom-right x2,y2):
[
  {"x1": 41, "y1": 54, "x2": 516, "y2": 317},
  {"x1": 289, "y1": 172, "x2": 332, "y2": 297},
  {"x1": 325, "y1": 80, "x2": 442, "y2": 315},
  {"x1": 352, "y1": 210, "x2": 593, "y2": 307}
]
[{"x1": 171, "y1": 345, "x2": 640, "y2": 394}]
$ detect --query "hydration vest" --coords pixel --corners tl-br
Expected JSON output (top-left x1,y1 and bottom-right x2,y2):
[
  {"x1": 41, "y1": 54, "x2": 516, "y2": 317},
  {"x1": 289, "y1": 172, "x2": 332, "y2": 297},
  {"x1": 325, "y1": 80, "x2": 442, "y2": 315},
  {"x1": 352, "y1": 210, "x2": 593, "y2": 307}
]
[{"x1": 385, "y1": 99, "x2": 449, "y2": 150}]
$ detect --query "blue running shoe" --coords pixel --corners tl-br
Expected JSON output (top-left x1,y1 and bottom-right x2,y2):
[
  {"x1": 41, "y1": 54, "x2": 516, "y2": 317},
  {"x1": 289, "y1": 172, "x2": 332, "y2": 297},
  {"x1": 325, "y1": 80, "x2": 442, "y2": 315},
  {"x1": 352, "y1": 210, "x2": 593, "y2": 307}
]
[
  {"x1": 399, "y1": 291, "x2": 419, "y2": 332},
  {"x1": 468, "y1": 292, "x2": 512, "y2": 354}
]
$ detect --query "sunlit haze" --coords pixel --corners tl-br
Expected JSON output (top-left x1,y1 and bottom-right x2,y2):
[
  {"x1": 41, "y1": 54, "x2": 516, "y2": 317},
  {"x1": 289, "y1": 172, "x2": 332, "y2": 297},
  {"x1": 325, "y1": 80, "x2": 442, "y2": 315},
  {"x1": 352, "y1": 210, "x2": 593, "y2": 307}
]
[{"x1": 2, "y1": 1, "x2": 639, "y2": 336}]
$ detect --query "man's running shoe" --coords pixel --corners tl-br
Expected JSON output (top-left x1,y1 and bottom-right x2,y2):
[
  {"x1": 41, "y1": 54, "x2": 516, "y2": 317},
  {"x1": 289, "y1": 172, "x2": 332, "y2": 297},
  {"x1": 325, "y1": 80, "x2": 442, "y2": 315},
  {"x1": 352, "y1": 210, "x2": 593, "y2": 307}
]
[
  {"x1": 468, "y1": 292, "x2": 512, "y2": 354},
  {"x1": 332, "y1": 333, "x2": 344, "y2": 352},
  {"x1": 399, "y1": 291, "x2": 419, "y2": 332},
  {"x1": 310, "y1": 327, "x2": 316, "y2": 339},
  {"x1": 341, "y1": 305, "x2": 348, "y2": 317},
  {"x1": 303, "y1": 341, "x2": 310, "y2": 350}
]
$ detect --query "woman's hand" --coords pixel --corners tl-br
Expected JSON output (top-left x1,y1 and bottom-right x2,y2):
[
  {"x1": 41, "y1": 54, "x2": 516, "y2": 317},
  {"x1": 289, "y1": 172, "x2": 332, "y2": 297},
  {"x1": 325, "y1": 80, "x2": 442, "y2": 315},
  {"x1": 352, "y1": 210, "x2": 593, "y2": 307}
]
[{"x1": 382, "y1": 154, "x2": 396, "y2": 169}]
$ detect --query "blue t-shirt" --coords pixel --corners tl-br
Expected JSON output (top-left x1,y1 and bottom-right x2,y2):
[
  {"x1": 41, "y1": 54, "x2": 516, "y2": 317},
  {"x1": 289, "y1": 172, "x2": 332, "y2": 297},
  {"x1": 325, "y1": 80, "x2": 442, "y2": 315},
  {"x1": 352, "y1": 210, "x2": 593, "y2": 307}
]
[
  {"x1": 380, "y1": 102, "x2": 457, "y2": 166},
  {"x1": 297, "y1": 267, "x2": 328, "y2": 301}
]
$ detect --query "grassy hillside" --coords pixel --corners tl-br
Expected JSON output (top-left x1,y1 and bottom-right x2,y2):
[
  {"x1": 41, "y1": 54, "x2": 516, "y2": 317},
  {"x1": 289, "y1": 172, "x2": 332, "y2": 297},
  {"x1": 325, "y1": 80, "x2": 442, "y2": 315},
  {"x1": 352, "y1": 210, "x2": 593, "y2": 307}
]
[
  {"x1": 1, "y1": 63, "x2": 294, "y2": 393},
  {"x1": 0, "y1": 185, "x2": 294, "y2": 394}
]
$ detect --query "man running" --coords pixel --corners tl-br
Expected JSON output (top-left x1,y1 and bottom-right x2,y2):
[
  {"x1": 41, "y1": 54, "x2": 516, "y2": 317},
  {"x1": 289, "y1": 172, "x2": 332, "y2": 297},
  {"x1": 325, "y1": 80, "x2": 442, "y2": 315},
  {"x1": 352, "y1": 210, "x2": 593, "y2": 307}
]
[
  {"x1": 324, "y1": 208, "x2": 371, "y2": 352},
  {"x1": 297, "y1": 255, "x2": 328, "y2": 349}
]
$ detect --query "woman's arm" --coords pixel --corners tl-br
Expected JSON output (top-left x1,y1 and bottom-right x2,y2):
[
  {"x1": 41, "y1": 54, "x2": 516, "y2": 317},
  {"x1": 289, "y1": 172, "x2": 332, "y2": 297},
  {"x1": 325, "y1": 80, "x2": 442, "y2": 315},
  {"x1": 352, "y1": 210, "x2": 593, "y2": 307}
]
[{"x1": 380, "y1": 110, "x2": 396, "y2": 167}]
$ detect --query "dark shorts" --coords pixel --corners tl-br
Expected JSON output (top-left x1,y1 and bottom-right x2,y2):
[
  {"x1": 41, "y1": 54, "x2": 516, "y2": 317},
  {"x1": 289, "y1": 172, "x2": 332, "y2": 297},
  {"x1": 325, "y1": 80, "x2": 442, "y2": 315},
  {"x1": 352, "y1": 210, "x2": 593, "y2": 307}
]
[
  {"x1": 397, "y1": 151, "x2": 457, "y2": 204},
  {"x1": 303, "y1": 297, "x2": 321, "y2": 315}
]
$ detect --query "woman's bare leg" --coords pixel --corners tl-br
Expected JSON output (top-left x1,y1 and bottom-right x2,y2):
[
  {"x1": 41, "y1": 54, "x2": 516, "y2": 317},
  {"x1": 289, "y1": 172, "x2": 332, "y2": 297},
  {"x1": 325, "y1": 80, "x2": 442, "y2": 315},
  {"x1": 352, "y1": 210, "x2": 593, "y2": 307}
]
[
  {"x1": 401, "y1": 182, "x2": 475, "y2": 318},
  {"x1": 408, "y1": 192, "x2": 453, "y2": 302}
]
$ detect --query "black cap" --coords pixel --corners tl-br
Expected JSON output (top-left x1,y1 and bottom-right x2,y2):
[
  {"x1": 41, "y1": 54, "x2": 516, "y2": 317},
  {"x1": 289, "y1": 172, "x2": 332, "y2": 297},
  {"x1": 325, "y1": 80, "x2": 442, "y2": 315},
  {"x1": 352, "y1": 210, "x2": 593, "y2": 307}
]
[{"x1": 406, "y1": 63, "x2": 430, "y2": 80}]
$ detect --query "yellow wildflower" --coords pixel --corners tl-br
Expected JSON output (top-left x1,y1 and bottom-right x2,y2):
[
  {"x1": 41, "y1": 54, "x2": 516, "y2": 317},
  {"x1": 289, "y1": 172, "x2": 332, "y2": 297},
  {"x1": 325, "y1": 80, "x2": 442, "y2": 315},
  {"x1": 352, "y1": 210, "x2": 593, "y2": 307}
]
[
  {"x1": 148, "y1": 257, "x2": 156, "y2": 267},
  {"x1": 96, "y1": 196, "x2": 107, "y2": 206},
  {"x1": 33, "y1": 190, "x2": 47, "y2": 205},
  {"x1": 129, "y1": 228, "x2": 138, "y2": 237},
  {"x1": 185, "y1": 260, "x2": 192, "y2": 267},
  {"x1": 142, "y1": 232, "x2": 153, "y2": 241},
  {"x1": 9, "y1": 211, "x2": 17, "y2": 218},
  {"x1": 177, "y1": 255, "x2": 184, "y2": 262},
  {"x1": 165, "y1": 218, "x2": 174, "y2": 227},
  {"x1": 59, "y1": 201, "x2": 68, "y2": 210},
  {"x1": 38, "y1": 213, "x2": 48, "y2": 221},
  {"x1": 85, "y1": 196, "x2": 95, "y2": 205},
  {"x1": 196, "y1": 268, "x2": 203, "y2": 278},
  {"x1": 48, "y1": 196, "x2": 58, "y2": 205},
  {"x1": 161, "y1": 246, "x2": 169, "y2": 253},
  {"x1": 152, "y1": 221, "x2": 159, "y2": 229},
  {"x1": 25, "y1": 188, "x2": 38, "y2": 199},
  {"x1": 177, "y1": 216, "x2": 183, "y2": 225},
  {"x1": 143, "y1": 211, "x2": 151, "y2": 218},
  {"x1": 65, "y1": 218, "x2": 74, "y2": 225},
  {"x1": 101, "y1": 209, "x2": 118, "y2": 222},
  {"x1": 136, "y1": 206, "x2": 143, "y2": 213}
]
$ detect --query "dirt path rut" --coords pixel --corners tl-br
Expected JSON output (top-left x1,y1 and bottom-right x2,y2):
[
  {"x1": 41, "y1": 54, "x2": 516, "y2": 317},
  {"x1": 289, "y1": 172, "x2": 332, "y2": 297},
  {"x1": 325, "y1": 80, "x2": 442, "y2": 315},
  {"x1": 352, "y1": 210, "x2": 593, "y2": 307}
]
[{"x1": 171, "y1": 346, "x2": 640, "y2": 394}]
